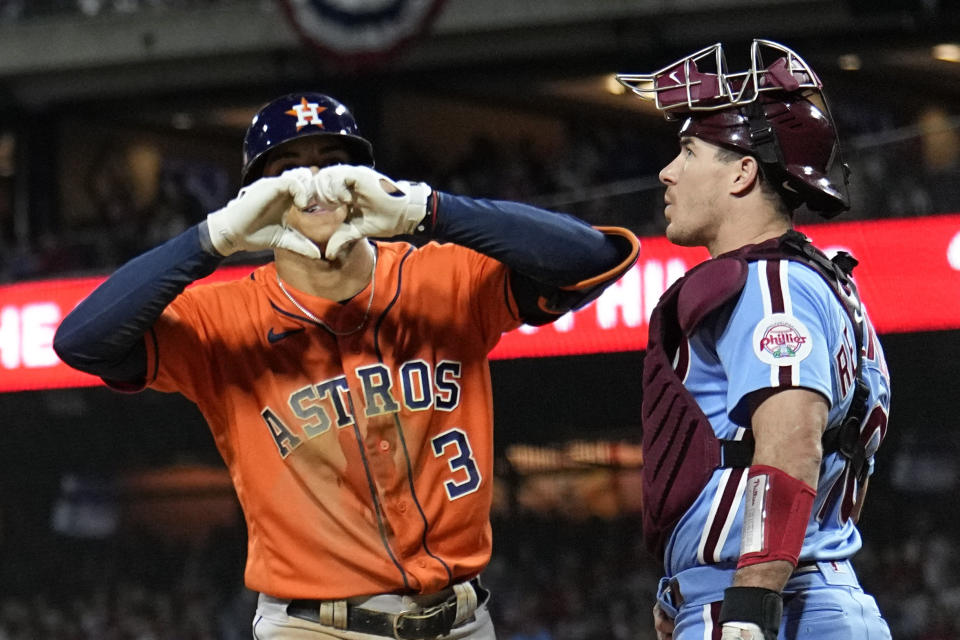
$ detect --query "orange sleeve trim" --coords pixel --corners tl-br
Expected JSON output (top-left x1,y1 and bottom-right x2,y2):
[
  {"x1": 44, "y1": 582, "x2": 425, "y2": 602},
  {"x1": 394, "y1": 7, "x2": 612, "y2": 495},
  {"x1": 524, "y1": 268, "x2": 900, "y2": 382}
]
[
  {"x1": 532, "y1": 226, "x2": 640, "y2": 316},
  {"x1": 560, "y1": 226, "x2": 640, "y2": 291}
]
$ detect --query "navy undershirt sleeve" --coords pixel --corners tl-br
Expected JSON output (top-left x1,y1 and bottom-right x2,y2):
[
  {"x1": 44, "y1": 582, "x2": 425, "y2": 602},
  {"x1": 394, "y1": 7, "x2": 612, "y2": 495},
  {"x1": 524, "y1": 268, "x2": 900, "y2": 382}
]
[
  {"x1": 431, "y1": 191, "x2": 622, "y2": 285},
  {"x1": 53, "y1": 222, "x2": 223, "y2": 383}
]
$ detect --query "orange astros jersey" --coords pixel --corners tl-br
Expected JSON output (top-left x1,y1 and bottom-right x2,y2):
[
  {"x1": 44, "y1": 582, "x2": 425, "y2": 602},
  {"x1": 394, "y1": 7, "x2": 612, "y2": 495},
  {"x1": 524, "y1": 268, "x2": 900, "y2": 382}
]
[{"x1": 145, "y1": 240, "x2": 522, "y2": 600}]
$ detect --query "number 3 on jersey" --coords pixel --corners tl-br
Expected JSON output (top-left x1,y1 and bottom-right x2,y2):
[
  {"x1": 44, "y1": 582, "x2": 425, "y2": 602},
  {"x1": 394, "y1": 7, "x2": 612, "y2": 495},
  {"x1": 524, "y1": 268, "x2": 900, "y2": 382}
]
[{"x1": 431, "y1": 428, "x2": 482, "y2": 500}]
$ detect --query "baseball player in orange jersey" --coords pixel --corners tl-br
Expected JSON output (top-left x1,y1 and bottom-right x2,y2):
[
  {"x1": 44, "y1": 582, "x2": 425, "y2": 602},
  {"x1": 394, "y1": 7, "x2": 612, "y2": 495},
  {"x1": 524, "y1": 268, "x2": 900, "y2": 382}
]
[{"x1": 54, "y1": 92, "x2": 639, "y2": 639}]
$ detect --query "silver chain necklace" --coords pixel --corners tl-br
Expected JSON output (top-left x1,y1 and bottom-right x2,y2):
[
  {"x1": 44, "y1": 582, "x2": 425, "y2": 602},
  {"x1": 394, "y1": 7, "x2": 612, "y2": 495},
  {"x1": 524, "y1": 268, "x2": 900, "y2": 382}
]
[{"x1": 275, "y1": 250, "x2": 377, "y2": 336}]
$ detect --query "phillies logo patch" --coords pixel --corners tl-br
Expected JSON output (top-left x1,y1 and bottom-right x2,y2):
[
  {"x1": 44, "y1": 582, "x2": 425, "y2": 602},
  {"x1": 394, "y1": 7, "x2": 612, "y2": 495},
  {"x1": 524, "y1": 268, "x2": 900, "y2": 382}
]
[
  {"x1": 752, "y1": 313, "x2": 813, "y2": 365},
  {"x1": 760, "y1": 324, "x2": 806, "y2": 357}
]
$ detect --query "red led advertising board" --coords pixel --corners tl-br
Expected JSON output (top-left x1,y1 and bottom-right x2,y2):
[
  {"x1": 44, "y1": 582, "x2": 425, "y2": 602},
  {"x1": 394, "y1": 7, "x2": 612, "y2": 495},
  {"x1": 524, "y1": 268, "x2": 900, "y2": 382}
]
[{"x1": 2, "y1": 214, "x2": 959, "y2": 392}]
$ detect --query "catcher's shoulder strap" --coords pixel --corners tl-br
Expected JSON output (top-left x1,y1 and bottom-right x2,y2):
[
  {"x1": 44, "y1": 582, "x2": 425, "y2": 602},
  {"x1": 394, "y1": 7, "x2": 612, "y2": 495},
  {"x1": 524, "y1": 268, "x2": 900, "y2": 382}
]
[{"x1": 718, "y1": 230, "x2": 872, "y2": 482}]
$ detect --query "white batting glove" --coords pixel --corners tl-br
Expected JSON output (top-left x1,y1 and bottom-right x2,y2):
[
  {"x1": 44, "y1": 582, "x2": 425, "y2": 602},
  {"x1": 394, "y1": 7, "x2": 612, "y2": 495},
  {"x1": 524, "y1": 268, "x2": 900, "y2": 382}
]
[
  {"x1": 206, "y1": 167, "x2": 321, "y2": 259},
  {"x1": 720, "y1": 622, "x2": 765, "y2": 639},
  {"x1": 313, "y1": 165, "x2": 431, "y2": 260}
]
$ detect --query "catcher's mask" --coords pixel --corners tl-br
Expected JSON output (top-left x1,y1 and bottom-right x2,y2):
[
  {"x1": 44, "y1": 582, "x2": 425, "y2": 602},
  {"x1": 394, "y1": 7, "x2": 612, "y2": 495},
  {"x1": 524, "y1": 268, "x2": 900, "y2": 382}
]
[
  {"x1": 241, "y1": 92, "x2": 374, "y2": 187},
  {"x1": 616, "y1": 39, "x2": 850, "y2": 216}
]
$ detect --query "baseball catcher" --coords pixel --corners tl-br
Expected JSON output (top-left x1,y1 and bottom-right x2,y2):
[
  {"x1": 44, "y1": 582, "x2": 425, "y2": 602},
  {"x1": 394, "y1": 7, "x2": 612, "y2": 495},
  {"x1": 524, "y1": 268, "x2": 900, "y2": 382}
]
[{"x1": 617, "y1": 40, "x2": 892, "y2": 639}]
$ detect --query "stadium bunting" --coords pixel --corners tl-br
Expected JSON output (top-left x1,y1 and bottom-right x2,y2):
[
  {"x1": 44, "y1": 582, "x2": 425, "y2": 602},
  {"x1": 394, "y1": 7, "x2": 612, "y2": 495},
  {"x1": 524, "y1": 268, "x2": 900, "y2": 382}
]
[{"x1": 276, "y1": 0, "x2": 448, "y2": 68}]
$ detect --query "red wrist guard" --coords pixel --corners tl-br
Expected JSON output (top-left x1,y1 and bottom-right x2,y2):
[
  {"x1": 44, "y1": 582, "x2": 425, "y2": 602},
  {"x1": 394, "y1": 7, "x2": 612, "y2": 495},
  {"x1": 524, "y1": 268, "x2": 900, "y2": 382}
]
[{"x1": 738, "y1": 465, "x2": 816, "y2": 568}]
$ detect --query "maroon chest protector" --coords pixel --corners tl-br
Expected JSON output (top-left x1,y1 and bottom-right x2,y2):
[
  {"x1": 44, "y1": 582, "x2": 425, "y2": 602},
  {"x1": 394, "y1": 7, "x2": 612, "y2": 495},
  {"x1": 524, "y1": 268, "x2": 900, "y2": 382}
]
[{"x1": 640, "y1": 231, "x2": 865, "y2": 558}]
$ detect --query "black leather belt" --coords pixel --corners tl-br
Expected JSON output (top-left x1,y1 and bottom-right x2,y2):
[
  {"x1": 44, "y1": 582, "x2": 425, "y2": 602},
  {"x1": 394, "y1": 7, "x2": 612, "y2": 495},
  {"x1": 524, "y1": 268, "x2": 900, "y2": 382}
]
[
  {"x1": 286, "y1": 578, "x2": 489, "y2": 639},
  {"x1": 794, "y1": 561, "x2": 820, "y2": 574}
]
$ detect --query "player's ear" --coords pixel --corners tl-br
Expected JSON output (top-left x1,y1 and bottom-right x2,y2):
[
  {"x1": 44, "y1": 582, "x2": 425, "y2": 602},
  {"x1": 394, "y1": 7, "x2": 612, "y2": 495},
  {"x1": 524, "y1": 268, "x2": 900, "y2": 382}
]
[{"x1": 730, "y1": 155, "x2": 761, "y2": 197}]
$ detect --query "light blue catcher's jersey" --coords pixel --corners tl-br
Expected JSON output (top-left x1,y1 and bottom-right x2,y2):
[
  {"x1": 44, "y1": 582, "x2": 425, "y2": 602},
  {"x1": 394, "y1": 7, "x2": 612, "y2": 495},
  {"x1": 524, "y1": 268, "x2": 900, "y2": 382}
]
[{"x1": 663, "y1": 258, "x2": 890, "y2": 577}]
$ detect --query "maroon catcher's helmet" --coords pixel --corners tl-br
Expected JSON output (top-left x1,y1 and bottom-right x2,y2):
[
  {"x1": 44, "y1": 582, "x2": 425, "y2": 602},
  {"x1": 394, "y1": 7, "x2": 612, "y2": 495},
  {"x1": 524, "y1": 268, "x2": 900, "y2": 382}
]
[{"x1": 617, "y1": 39, "x2": 850, "y2": 216}]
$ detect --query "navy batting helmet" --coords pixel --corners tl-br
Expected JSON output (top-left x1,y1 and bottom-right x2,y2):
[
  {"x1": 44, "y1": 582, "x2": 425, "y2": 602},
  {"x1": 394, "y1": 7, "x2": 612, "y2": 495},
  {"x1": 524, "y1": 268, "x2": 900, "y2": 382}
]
[
  {"x1": 616, "y1": 39, "x2": 849, "y2": 216},
  {"x1": 241, "y1": 92, "x2": 374, "y2": 186}
]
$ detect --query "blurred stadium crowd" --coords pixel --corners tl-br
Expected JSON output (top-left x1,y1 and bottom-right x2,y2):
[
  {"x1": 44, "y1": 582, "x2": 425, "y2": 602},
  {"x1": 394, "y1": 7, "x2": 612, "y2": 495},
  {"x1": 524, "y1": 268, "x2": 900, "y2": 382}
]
[
  {"x1": 2, "y1": 107, "x2": 959, "y2": 284},
  {"x1": 0, "y1": 504, "x2": 958, "y2": 640}
]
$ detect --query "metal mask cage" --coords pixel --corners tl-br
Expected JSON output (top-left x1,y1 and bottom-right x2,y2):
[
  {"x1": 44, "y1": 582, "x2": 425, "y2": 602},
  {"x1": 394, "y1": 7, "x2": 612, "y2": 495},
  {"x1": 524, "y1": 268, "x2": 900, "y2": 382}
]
[{"x1": 615, "y1": 39, "x2": 823, "y2": 116}]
